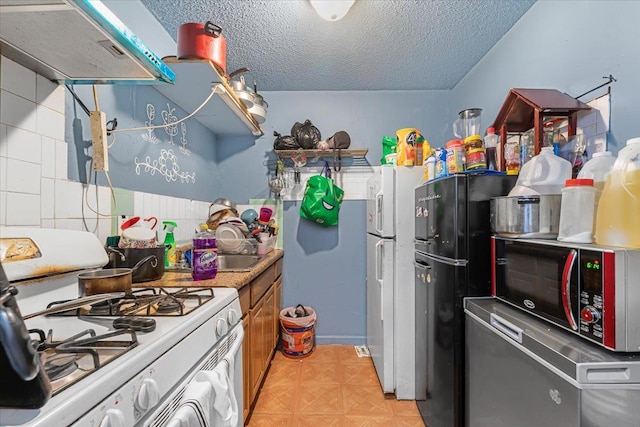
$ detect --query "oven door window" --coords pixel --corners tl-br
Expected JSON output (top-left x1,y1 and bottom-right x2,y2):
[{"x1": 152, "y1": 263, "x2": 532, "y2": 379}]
[{"x1": 497, "y1": 242, "x2": 578, "y2": 329}]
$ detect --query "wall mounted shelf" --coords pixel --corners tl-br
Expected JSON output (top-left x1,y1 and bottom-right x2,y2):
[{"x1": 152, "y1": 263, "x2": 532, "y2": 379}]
[
  {"x1": 154, "y1": 57, "x2": 264, "y2": 137},
  {"x1": 275, "y1": 148, "x2": 369, "y2": 170}
]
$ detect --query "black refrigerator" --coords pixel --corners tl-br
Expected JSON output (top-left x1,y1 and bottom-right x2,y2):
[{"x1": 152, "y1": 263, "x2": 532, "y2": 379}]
[{"x1": 413, "y1": 173, "x2": 515, "y2": 427}]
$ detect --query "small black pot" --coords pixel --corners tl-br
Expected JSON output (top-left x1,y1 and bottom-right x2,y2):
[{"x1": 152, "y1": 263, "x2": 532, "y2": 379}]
[{"x1": 105, "y1": 246, "x2": 166, "y2": 283}]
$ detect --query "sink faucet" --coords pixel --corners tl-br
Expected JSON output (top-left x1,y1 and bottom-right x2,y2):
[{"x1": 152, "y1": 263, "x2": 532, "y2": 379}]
[{"x1": 106, "y1": 247, "x2": 126, "y2": 267}]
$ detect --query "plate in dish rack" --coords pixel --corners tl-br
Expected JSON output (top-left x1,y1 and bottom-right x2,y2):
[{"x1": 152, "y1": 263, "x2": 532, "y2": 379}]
[{"x1": 216, "y1": 224, "x2": 244, "y2": 254}]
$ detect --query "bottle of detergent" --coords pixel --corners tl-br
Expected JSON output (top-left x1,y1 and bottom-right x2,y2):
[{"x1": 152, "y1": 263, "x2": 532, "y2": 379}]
[
  {"x1": 192, "y1": 224, "x2": 217, "y2": 281},
  {"x1": 162, "y1": 221, "x2": 177, "y2": 268}
]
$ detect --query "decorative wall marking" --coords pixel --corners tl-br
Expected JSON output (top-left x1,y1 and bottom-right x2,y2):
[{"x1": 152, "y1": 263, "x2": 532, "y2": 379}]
[
  {"x1": 162, "y1": 103, "x2": 179, "y2": 145},
  {"x1": 141, "y1": 104, "x2": 161, "y2": 144},
  {"x1": 179, "y1": 122, "x2": 191, "y2": 156},
  {"x1": 134, "y1": 149, "x2": 196, "y2": 184}
]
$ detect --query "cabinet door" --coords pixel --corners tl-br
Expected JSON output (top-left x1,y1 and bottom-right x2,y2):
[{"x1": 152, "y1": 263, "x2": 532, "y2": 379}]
[
  {"x1": 249, "y1": 298, "x2": 265, "y2": 401},
  {"x1": 274, "y1": 275, "x2": 283, "y2": 351},
  {"x1": 263, "y1": 286, "x2": 275, "y2": 364},
  {"x1": 242, "y1": 315, "x2": 251, "y2": 422}
]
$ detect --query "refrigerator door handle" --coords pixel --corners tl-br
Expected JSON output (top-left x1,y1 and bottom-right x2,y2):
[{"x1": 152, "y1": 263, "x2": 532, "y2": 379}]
[
  {"x1": 376, "y1": 190, "x2": 384, "y2": 234},
  {"x1": 562, "y1": 249, "x2": 578, "y2": 331},
  {"x1": 376, "y1": 240, "x2": 384, "y2": 321},
  {"x1": 490, "y1": 313, "x2": 523, "y2": 344}
]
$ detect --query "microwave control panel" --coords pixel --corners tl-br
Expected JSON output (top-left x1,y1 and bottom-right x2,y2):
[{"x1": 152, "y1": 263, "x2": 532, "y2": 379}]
[{"x1": 578, "y1": 250, "x2": 605, "y2": 344}]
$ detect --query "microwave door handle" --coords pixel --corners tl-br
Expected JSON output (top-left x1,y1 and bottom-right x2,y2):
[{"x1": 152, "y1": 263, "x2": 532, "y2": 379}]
[{"x1": 562, "y1": 249, "x2": 578, "y2": 330}]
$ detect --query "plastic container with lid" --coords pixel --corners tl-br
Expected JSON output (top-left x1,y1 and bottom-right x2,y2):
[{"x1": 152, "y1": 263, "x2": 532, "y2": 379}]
[
  {"x1": 464, "y1": 135, "x2": 483, "y2": 151},
  {"x1": 483, "y1": 127, "x2": 498, "y2": 170},
  {"x1": 511, "y1": 146, "x2": 572, "y2": 195},
  {"x1": 446, "y1": 139, "x2": 465, "y2": 174},
  {"x1": 423, "y1": 155, "x2": 436, "y2": 182},
  {"x1": 558, "y1": 179, "x2": 597, "y2": 243},
  {"x1": 192, "y1": 223, "x2": 218, "y2": 280},
  {"x1": 595, "y1": 137, "x2": 640, "y2": 248},
  {"x1": 466, "y1": 148, "x2": 486, "y2": 170},
  {"x1": 504, "y1": 138, "x2": 520, "y2": 175}
]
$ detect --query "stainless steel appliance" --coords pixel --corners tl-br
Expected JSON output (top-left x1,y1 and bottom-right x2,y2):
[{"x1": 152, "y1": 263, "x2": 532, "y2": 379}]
[
  {"x1": 465, "y1": 297, "x2": 640, "y2": 427},
  {"x1": 414, "y1": 173, "x2": 515, "y2": 427},
  {"x1": 0, "y1": 228, "x2": 243, "y2": 426},
  {"x1": 366, "y1": 165, "x2": 423, "y2": 399},
  {"x1": 492, "y1": 236, "x2": 640, "y2": 352}
]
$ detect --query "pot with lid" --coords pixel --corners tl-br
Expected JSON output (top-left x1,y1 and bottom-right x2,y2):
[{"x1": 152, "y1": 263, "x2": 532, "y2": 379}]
[
  {"x1": 177, "y1": 21, "x2": 227, "y2": 74},
  {"x1": 228, "y1": 68, "x2": 254, "y2": 108}
]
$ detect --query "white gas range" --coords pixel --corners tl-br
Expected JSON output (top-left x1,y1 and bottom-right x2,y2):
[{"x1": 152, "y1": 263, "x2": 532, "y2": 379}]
[{"x1": 0, "y1": 228, "x2": 243, "y2": 427}]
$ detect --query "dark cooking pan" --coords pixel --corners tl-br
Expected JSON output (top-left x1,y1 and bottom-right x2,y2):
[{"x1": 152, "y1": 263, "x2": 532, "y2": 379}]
[
  {"x1": 106, "y1": 246, "x2": 165, "y2": 283},
  {"x1": 79, "y1": 255, "x2": 157, "y2": 296}
]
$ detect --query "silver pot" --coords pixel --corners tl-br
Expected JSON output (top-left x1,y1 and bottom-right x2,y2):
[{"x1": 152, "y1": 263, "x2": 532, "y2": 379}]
[
  {"x1": 248, "y1": 81, "x2": 268, "y2": 124},
  {"x1": 228, "y1": 68, "x2": 253, "y2": 108},
  {"x1": 490, "y1": 195, "x2": 562, "y2": 239}
]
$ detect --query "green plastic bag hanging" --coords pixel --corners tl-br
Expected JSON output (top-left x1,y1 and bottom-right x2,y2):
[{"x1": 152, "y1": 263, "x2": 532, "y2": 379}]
[{"x1": 299, "y1": 162, "x2": 344, "y2": 227}]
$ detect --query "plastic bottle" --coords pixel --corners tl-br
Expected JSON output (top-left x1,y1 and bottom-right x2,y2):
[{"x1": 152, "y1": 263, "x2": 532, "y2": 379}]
[
  {"x1": 515, "y1": 147, "x2": 572, "y2": 194},
  {"x1": 558, "y1": 179, "x2": 597, "y2": 243},
  {"x1": 484, "y1": 127, "x2": 498, "y2": 170},
  {"x1": 504, "y1": 138, "x2": 520, "y2": 175},
  {"x1": 519, "y1": 133, "x2": 534, "y2": 167},
  {"x1": 162, "y1": 221, "x2": 177, "y2": 267},
  {"x1": 192, "y1": 223, "x2": 218, "y2": 280},
  {"x1": 446, "y1": 139, "x2": 465, "y2": 174},
  {"x1": 595, "y1": 138, "x2": 640, "y2": 248}
]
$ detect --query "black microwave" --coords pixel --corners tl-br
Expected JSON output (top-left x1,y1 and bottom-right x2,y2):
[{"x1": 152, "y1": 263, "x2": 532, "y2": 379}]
[{"x1": 491, "y1": 236, "x2": 640, "y2": 352}]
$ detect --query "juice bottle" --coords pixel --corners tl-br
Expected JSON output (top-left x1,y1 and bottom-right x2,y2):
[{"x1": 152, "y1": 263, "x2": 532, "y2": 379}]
[
  {"x1": 192, "y1": 224, "x2": 218, "y2": 280},
  {"x1": 483, "y1": 127, "x2": 498, "y2": 170},
  {"x1": 595, "y1": 138, "x2": 640, "y2": 248}
]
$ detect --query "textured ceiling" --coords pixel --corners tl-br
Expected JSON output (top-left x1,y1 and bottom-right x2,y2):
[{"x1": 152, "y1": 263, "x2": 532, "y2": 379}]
[{"x1": 140, "y1": 0, "x2": 536, "y2": 91}]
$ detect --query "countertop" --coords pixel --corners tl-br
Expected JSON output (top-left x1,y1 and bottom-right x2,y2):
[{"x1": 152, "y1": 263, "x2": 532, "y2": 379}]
[{"x1": 132, "y1": 249, "x2": 283, "y2": 290}]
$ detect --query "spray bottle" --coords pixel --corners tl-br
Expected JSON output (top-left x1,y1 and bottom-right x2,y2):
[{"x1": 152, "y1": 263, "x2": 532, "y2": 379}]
[{"x1": 162, "y1": 221, "x2": 178, "y2": 267}]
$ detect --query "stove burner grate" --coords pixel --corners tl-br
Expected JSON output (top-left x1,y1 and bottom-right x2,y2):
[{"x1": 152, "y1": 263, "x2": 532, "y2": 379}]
[{"x1": 45, "y1": 287, "x2": 215, "y2": 317}]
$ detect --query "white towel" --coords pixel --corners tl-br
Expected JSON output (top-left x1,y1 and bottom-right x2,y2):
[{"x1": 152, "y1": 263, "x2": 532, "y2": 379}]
[
  {"x1": 166, "y1": 373, "x2": 214, "y2": 427},
  {"x1": 195, "y1": 355, "x2": 239, "y2": 427}
]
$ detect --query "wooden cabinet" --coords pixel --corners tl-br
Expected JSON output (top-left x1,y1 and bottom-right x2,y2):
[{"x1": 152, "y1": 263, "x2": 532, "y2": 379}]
[{"x1": 241, "y1": 255, "x2": 284, "y2": 421}]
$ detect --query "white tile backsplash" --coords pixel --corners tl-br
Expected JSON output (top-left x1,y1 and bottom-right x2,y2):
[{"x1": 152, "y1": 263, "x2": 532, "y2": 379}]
[
  {"x1": 55, "y1": 140, "x2": 68, "y2": 180},
  {"x1": 0, "y1": 89, "x2": 37, "y2": 132},
  {"x1": 5, "y1": 126, "x2": 41, "y2": 163},
  {"x1": 54, "y1": 179, "x2": 70, "y2": 219},
  {"x1": 41, "y1": 178, "x2": 55, "y2": 219},
  {"x1": 41, "y1": 136, "x2": 56, "y2": 178},
  {"x1": 6, "y1": 192, "x2": 40, "y2": 225},
  {"x1": 0, "y1": 57, "x2": 36, "y2": 101},
  {"x1": 6, "y1": 158, "x2": 40, "y2": 194},
  {"x1": 0, "y1": 191, "x2": 6, "y2": 225},
  {"x1": 36, "y1": 75, "x2": 65, "y2": 113},
  {"x1": 0, "y1": 124, "x2": 7, "y2": 157},
  {"x1": 37, "y1": 104, "x2": 65, "y2": 140},
  {"x1": 0, "y1": 157, "x2": 6, "y2": 191}
]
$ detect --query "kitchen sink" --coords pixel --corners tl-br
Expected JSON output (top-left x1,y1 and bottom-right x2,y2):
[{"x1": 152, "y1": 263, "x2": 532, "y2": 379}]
[{"x1": 217, "y1": 254, "x2": 264, "y2": 271}]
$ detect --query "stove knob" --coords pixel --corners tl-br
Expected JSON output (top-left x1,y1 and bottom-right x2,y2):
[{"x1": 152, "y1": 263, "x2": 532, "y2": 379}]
[
  {"x1": 216, "y1": 317, "x2": 228, "y2": 337},
  {"x1": 227, "y1": 308, "x2": 238, "y2": 325},
  {"x1": 99, "y1": 409, "x2": 126, "y2": 427},
  {"x1": 580, "y1": 306, "x2": 600, "y2": 324},
  {"x1": 135, "y1": 378, "x2": 160, "y2": 411}
]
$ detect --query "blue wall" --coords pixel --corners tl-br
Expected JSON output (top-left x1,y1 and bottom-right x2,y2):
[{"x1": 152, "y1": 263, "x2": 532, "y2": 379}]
[
  {"x1": 451, "y1": 0, "x2": 640, "y2": 154},
  {"x1": 66, "y1": 85, "x2": 220, "y2": 200},
  {"x1": 217, "y1": 90, "x2": 451, "y2": 344}
]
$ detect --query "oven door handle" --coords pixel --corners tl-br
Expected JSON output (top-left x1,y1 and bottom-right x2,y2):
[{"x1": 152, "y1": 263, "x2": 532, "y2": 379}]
[{"x1": 562, "y1": 249, "x2": 578, "y2": 330}]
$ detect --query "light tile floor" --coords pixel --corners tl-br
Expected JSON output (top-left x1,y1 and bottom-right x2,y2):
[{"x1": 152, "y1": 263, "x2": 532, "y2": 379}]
[{"x1": 246, "y1": 345, "x2": 425, "y2": 426}]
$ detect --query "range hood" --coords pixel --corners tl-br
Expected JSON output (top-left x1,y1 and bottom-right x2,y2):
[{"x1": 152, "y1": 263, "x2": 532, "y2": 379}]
[{"x1": 0, "y1": 0, "x2": 175, "y2": 84}]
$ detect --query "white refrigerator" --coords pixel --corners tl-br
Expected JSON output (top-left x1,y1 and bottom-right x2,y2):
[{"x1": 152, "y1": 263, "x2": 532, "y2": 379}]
[{"x1": 366, "y1": 165, "x2": 422, "y2": 399}]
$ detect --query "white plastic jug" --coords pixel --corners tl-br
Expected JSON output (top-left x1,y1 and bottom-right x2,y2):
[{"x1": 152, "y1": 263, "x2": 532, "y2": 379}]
[
  {"x1": 578, "y1": 151, "x2": 617, "y2": 192},
  {"x1": 510, "y1": 147, "x2": 572, "y2": 196},
  {"x1": 595, "y1": 137, "x2": 640, "y2": 248}
]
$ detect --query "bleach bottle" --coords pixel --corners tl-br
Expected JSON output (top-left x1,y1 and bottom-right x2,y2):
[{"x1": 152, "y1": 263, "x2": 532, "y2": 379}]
[
  {"x1": 162, "y1": 221, "x2": 177, "y2": 267},
  {"x1": 192, "y1": 224, "x2": 217, "y2": 281}
]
